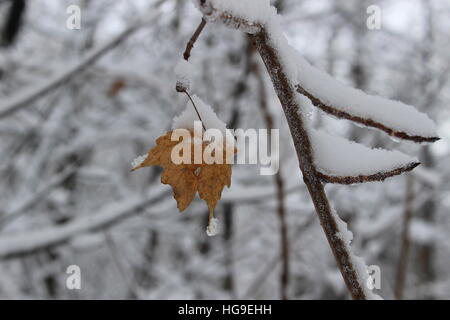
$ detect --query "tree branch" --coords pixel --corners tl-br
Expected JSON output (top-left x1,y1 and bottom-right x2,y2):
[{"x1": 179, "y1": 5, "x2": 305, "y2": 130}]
[
  {"x1": 0, "y1": 167, "x2": 76, "y2": 229},
  {"x1": 194, "y1": 0, "x2": 436, "y2": 299},
  {"x1": 197, "y1": 0, "x2": 371, "y2": 299},
  {"x1": 0, "y1": 189, "x2": 168, "y2": 259},
  {"x1": 249, "y1": 28, "x2": 368, "y2": 300},
  {"x1": 318, "y1": 162, "x2": 420, "y2": 185},
  {"x1": 296, "y1": 85, "x2": 439, "y2": 143},
  {"x1": 199, "y1": 3, "x2": 261, "y2": 34},
  {"x1": 183, "y1": 18, "x2": 207, "y2": 61}
]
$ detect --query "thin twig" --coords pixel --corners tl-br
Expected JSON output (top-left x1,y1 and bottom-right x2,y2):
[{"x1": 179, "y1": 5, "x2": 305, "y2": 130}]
[
  {"x1": 184, "y1": 90, "x2": 206, "y2": 131},
  {"x1": 242, "y1": 214, "x2": 315, "y2": 299},
  {"x1": 103, "y1": 231, "x2": 138, "y2": 297},
  {"x1": 183, "y1": 18, "x2": 207, "y2": 61},
  {"x1": 318, "y1": 162, "x2": 420, "y2": 185},
  {"x1": 178, "y1": 19, "x2": 208, "y2": 130},
  {"x1": 394, "y1": 174, "x2": 415, "y2": 299}
]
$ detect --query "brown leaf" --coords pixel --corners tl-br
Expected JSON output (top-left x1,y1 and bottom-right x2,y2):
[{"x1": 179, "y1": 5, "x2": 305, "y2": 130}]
[{"x1": 132, "y1": 130, "x2": 234, "y2": 212}]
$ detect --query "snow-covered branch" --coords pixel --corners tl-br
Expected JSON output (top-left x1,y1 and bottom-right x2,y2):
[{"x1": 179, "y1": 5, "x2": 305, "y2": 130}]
[
  {"x1": 310, "y1": 128, "x2": 420, "y2": 185},
  {"x1": 0, "y1": 167, "x2": 76, "y2": 229},
  {"x1": 195, "y1": 0, "x2": 439, "y2": 145},
  {"x1": 296, "y1": 85, "x2": 438, "y2": 143},
  {"x1": 195, "y1": 0, "x2": 264, "y2": 34},
  {"x1": 0, "y1": 11, "x2": 159, "y2": 120},
  {"x1": 249, "y1": 25, "x2": 373, "y2": 300},
  {"x1": 0, "y1": 188, "x2": 168, "y2": 259}
]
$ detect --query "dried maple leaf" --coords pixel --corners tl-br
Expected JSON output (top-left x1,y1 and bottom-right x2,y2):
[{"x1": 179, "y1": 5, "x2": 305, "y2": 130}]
[{"x1": 132, "y1": 130, "x2": 234, "y2": 212}]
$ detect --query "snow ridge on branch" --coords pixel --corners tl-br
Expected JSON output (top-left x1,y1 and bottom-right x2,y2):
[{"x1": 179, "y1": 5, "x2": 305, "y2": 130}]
[{"x1": 310, "y1": 127, "x2": 421, "y2": 184}]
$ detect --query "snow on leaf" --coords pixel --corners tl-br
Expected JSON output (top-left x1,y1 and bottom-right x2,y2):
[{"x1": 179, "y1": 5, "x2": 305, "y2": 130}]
[
  {"x1": 131, "y1": 154, "x2": 148, "y2": 169},
  {"x1": 172, "y1": 94, "x2": 228, "y2": 134}
]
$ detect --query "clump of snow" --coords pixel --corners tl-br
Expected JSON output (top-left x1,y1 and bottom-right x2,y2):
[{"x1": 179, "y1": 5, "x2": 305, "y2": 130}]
[
  {"x1": 296, "y1": 92, "x2": 314, "y2": 119},
  {"x1": 206, "y1": 218, "x2": 219, "y2": 236},
  {"x1": 173, "y1": 95, "x2": 228, "y2": 134},
  {"x1": 131, "y1": 154, "x2": 147, "y2": 168},
  {"x1": 175, "y1": 59, "x2": 193, "y2": 92},
  {"x1": 195, "y1": 0, "x2": 276, "y2": 28},
  {"x1": 295, "y1": 53, "x2": 437, "y2": 139}
]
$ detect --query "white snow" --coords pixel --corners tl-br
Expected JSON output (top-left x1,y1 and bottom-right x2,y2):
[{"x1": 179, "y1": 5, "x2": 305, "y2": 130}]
[
  {"x1": 0, "y1": 187, "x2": 168, "y2": 258},
  {"x1": 172, "y1": 95, "x2": 228, "y2": 133},
  {"x1": 131, "y1": 154, "x2": 147, "y2": 169},
  {"x1": 300, "y1": 95, "x2": 418, "y2": 179},
  {"x1": 410, "y1": 219, "x2": 437, "y2": 245},
  {"x1": 195, "y1": 1, "x2": 437, "y2": 141},
  {"x1": 175, "y1": 59, "x2": 193, "y2": 91},
  {"x1": 295, "y1": 54, "x2": 437, "y2": 139},
  {"x1": 311, "y1": 128, "x2": 417, "y2": 177},
  {"x1": 0, "y1": 11, "x2": 160, "y2": 120},
  {"x1": 331, "y1": 210, "x2": 383, "y2": 300},
  {"x1": 264, "y1": 16, "x2": 302, "y2": 82},
  {"x1": 413, "y1": 166, "x2": 442, "y2": 187},
  {"x1": 195, "y1": 0, "x2": 276, "y2": 27},
  {"x1": 206, "y1": 218, "x2": 219, "y2": 236}
]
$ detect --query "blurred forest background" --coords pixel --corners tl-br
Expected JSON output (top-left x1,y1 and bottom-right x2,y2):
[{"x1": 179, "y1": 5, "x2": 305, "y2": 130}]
[{"x1": 0, "y1": 0, "x2": 449, "y2": 299}]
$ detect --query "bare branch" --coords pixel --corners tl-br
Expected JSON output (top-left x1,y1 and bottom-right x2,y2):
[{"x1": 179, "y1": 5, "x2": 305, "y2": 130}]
[
  {"x1": 183, "y1": 18, "x2": 207, "y2": 61},
  {"x1": 318, "y1": 162, "x2": 420, "y2": 185}
]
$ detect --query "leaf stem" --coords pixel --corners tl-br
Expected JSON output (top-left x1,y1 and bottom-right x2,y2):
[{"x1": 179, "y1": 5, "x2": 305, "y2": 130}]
[{"x1": 184, "y1": 90, "x2": 207, "y2": 131}]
